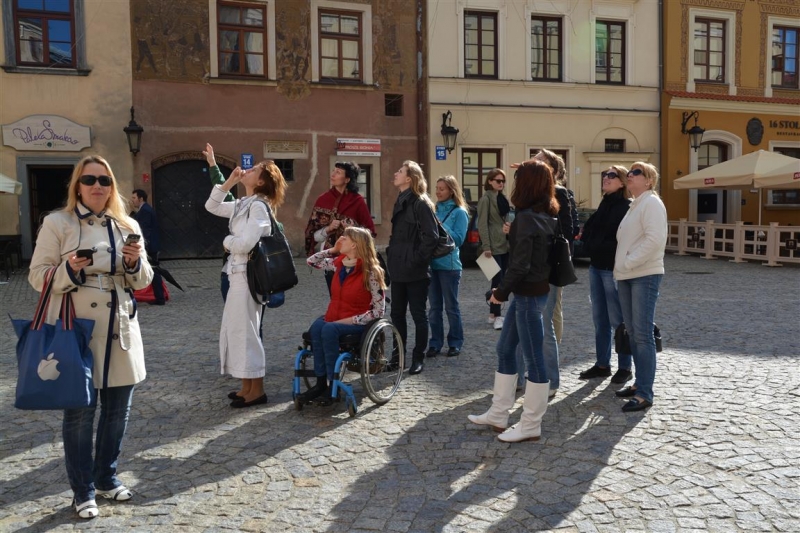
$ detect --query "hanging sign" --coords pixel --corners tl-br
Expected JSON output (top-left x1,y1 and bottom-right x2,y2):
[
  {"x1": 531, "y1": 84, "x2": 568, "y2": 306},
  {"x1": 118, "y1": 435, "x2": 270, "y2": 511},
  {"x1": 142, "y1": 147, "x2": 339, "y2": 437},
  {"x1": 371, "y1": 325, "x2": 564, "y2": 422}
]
[
  {"x1": 2, "y1": 115, "x2": 91, "y2": 151},
  {"x1": 336, "y1": 138, "x2": 381, "y2": 156}
]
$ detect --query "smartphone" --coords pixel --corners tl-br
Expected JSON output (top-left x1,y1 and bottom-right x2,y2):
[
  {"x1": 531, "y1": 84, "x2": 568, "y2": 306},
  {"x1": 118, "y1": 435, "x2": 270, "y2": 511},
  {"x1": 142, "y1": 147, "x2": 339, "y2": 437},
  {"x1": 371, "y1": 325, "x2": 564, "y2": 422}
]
[
  {"x1": 76, "y1": 248, "x2": 95, "y2": 265},
  {"x1": 124, "y1": 234, "x2": 141, "y2": 245}
]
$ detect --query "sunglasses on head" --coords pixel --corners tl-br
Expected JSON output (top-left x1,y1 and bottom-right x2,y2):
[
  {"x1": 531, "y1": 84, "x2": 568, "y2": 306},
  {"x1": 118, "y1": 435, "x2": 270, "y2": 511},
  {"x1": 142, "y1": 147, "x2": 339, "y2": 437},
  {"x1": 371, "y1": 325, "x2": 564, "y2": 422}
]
[
  {"x1": 601, "y1": 171, "x2": 619, "y2": 179},
  {"x1": 627, "y1": 168, "x2": 644, "y2": 177},
  {"x1": 79, "y1": 175, "x2": 113, "y2": 187}
]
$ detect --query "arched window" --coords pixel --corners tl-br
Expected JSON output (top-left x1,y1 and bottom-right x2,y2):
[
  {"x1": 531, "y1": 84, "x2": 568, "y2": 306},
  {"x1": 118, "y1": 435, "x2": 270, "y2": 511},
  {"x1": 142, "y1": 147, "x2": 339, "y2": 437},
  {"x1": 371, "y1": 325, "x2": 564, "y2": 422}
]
[{"x1": 697, "y1": 141, "x2": 729, "y2": 170}]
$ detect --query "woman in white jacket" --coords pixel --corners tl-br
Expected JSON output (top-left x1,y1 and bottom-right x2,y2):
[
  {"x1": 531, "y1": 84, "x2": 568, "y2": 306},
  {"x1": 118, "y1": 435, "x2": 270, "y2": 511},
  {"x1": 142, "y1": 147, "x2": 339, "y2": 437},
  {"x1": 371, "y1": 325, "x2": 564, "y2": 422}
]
[
  {"x1": 205, "y1": 159, "x2": 287, "y2": 408},
  {"x1": 613, "y1": 161, "x2": 667, "y2": 412},
  {"x1": 29, "y1": 155, "x2": 153, "y2": 519}
]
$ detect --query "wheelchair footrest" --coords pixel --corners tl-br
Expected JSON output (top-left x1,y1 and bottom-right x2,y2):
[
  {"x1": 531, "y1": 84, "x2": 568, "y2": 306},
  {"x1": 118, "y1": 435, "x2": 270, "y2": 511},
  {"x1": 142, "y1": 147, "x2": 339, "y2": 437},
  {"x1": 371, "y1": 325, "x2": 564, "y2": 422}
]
[{"x1": 294, "y1": 369, "x2": 317, "y2": 378}]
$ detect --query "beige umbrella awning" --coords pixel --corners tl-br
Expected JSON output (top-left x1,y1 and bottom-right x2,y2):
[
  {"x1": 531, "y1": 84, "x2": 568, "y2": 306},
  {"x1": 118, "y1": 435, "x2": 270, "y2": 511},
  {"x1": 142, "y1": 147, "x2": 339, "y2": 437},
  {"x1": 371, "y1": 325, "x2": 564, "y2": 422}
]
[
  {"x1": 0, "y1": 173, "x2": 23, "y2": 195},
  {"x1": 673, "y1": 150, "x2": 800, "y2": 190},
  {"x1": 753, "y1": 160, "x2": 800, "y2": 190}
]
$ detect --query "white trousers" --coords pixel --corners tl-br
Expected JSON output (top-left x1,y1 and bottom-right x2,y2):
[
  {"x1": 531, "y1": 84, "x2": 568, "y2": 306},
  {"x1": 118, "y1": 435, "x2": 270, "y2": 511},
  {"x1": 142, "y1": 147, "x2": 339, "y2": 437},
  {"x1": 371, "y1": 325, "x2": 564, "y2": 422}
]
[{"x1": 219, "y1": 271, "x2": 265, "y2": 378}]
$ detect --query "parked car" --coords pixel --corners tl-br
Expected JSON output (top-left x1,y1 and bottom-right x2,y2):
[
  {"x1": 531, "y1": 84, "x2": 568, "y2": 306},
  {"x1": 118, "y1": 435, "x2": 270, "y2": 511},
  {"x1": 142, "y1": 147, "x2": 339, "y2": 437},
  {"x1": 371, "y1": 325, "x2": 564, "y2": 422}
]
[
  {"x1": 460, "y1": 203, "x2": 480, "y2": 266},
  {"x1": 572, "y1": 207, "x2": 597, "y2": 263}
]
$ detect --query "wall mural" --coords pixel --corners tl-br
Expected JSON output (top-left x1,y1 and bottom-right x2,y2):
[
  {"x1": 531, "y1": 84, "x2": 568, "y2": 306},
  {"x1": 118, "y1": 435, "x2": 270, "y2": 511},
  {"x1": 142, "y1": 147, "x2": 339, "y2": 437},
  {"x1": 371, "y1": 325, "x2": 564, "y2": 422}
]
[
  {"x1": 372, "y1": 0, "x2": 410, "y2": 90},
  {"x1": 132, "y1": 0, "x2": 209, "y2": 82},
  {"x1": 275, "y1": 6, "x2": 311, "y2": 100}
]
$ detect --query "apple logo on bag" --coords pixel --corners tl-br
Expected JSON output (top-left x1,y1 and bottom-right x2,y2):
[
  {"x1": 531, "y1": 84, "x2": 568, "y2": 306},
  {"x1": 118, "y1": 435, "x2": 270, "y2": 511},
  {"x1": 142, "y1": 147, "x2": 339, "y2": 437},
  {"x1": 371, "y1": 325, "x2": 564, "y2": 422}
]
[{"x1": 37, "y1": 354, "x2": 61, "y2": 381}]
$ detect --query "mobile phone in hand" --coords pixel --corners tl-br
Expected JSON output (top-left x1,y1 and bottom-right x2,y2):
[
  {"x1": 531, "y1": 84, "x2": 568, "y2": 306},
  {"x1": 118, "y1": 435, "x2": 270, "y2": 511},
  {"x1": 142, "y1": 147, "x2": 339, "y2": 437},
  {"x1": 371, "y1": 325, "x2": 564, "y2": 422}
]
[
  {"x1": 76, "y1": 248, "x2": 96, "y2": 265},
  {"x1": 124, "y1": 234, "x2": 141, "y2": 245}
]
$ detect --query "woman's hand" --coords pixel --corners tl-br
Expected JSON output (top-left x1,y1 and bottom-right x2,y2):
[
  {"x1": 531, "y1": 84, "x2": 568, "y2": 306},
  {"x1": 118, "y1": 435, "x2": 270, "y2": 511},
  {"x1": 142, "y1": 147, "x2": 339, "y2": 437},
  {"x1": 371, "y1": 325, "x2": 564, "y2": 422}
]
[
  {"x1": 484, "y1": 250, "x2": 493, "y2": 258},
  {"x1": 122, "y1": 242, "x2": 142, "y2": 269},
  {"x1": 502, "y1": 222, "x2": 511, "y2": 234},
  {"x1": 202, "y1": 143, "x2": 216, "y2": 167},
  {"x1": 327, "y1": 219, "x2": 342, "y2": 234},
  {"x1": 67, "y1": 255, "x2": 92, "y2": 273},
  {"x1": 220, "y1": 167, "x2": 243, "y2": 192},
  {"x1": 488, "y1": 290, "x2": 501, "y2": 305},
  {"x1": 331, "y1": 236, "x2": 345, "y2": 254}
]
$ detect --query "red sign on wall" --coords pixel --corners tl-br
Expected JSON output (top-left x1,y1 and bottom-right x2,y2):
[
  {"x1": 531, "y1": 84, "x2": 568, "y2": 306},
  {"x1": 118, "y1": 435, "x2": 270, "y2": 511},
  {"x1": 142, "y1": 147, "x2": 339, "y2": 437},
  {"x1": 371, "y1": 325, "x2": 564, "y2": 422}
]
[
  {"x1": 704, "y1": 178, "x2": 715, "y2": 185},
  {"x1": 336, "y1": 138, "x2": 381, "y2": 156}
]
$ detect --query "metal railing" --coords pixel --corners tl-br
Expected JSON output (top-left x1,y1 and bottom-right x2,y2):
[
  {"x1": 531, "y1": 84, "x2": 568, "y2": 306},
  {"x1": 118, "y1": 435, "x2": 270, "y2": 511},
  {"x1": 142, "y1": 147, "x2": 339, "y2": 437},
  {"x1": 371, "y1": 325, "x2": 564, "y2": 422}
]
[{"x1": 666, "y1": 219, "x2": 800, "y2": 267}]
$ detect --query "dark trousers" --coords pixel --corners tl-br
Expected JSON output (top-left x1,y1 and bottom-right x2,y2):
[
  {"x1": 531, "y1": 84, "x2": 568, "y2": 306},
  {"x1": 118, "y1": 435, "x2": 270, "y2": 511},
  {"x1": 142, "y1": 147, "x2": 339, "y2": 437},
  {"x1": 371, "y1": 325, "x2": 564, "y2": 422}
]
[
  {"x1": 390, "y1": 279, "x2": 430, "y2": 358},
  {"x1": 489, "y1": 253, "x2": 509, "y2": 316},
  {"x1": 149, "y1": 254, "x2": 165, "y2": 304}
]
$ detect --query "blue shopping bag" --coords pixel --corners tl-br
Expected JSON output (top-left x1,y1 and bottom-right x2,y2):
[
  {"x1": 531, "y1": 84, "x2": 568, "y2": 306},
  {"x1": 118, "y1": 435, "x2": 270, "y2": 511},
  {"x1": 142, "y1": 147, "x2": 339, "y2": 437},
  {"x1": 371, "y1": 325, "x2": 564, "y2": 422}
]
[{"x1": 11, "y1": 267, "x2": 96, "y2": 410}]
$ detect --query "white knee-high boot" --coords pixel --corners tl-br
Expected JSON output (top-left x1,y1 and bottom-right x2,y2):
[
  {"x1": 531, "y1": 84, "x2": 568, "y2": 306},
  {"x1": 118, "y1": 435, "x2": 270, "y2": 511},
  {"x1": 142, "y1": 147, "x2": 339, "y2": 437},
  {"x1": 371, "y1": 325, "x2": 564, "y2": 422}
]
[
  {"x1": 498, "y1": 381, "x2": 549, "y2": 442},
  {"x1": 468, "y1": 372, "x2": 517, "y2": 432}
]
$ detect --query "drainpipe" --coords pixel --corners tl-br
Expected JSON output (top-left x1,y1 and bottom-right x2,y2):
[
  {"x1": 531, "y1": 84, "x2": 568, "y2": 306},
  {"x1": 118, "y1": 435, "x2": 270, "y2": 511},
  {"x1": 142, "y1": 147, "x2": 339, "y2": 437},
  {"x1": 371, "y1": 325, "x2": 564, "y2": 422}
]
[
  {"x1": 417, "y1": 0, "x2": 429, "y2": 172},
  {"x1": 658, "y1": 0, "x2": 664, "y2": 197}
]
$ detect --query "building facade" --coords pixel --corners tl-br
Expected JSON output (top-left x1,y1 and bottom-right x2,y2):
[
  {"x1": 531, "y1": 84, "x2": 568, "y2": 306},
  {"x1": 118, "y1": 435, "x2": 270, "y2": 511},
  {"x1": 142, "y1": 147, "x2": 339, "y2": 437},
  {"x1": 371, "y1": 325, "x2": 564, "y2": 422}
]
[
  {"x1": 425, "y1": 0, "x2": 661, "y2": 210},
  {"x1": 0, "y1": 0, "x2": 134, "y2": 258},
  {"x1": 130, "y1": 0, "x2": 420, "y2": 258},
  {"x1": 661, "y1": 0, "x2": 800, "y2": 225}
]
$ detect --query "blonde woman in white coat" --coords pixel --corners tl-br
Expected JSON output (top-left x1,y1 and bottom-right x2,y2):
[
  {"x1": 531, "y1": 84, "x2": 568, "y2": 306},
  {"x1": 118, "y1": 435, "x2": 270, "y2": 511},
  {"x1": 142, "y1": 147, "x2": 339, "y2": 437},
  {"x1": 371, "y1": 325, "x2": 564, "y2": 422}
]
[
  {"x1": 28, "y1": 155, "x2": 153, "y2": 519},
  {"x1": 205, "y1": 158, "x2": 287, "y2": 408}
]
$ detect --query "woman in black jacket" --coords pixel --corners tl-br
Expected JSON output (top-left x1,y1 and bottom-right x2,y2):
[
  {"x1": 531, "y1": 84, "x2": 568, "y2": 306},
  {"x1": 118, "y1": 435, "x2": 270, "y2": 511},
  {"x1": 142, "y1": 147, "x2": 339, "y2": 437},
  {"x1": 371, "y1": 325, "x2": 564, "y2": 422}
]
[
  {"x1": 578, "y1": 165, "x2": 633, "y2": 384},
  {"x1": 468, "y1": 159, "x2": 558, "y2": 443},
  {"x1": 386, "y1": 160, "x2": 439, "y2": 375}
]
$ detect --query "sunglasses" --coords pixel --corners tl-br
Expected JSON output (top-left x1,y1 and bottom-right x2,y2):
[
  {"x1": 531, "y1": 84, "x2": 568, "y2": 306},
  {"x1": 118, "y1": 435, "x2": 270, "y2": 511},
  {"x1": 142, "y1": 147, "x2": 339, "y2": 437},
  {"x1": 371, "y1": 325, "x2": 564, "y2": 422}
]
[
  {"x1": 79, "y1": 175, "x2": 113, "y2": 187},
  {"x1": 493, "y1": 179, "x2": 506, "y2": 184},
  {"x1": 601, "y1": 171, "x2": 620, "y2": 179},
  {"x1": 627, "y1": 168, "x2": 644, "y2": 177}
]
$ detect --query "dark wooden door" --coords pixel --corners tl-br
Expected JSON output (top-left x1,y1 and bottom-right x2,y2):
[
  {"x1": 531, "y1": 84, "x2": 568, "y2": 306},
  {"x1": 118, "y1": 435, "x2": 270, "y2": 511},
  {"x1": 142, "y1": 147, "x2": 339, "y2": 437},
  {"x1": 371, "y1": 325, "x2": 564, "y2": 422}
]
[{"x1": 153, "y1": 161, "x2": 234, "y2": 259}]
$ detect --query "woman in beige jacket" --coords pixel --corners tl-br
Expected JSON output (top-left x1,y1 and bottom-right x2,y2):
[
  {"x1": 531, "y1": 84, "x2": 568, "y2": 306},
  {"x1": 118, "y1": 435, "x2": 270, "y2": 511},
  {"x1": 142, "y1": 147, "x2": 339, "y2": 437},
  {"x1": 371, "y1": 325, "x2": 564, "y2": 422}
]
[{"x1": 28, "y1": 156, "x2": 153, "y2": 519}]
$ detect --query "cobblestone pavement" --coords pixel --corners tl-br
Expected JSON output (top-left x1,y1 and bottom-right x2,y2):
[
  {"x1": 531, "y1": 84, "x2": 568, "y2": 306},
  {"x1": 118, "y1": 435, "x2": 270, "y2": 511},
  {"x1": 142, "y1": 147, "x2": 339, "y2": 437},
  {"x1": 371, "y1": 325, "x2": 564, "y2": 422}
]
[{"x1": 1, "y1": 255, "x2": 798, "y2": 533}]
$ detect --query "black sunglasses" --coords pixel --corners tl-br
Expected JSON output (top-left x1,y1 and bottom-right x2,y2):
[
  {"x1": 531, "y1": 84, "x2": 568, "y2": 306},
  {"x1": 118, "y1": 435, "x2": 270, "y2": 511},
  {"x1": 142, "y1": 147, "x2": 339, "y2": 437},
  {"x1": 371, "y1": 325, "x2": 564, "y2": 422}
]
[
  {"x1": 601, "y1": 171, "x2": 619, "y2": 179},
  {"x1": 493, "y1": 179, "x2": 506, "y2": 184},
  {"x1": 79, "y1": 175, "x2": 113, "y2": 187},
  {"x1": 627, "y1": 168, "x2": 644, "y2": 177}
]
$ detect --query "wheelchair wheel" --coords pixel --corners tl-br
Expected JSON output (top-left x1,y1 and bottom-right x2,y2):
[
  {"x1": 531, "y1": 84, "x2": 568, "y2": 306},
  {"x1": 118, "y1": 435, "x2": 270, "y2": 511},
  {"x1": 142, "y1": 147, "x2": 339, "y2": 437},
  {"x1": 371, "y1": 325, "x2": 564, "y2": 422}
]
[
  {"x1": 299, "y1": 351, "x2": 314, "y2": 390},
  {"x1": 360, "y1": 319, "x2": 404, "y2": 405}
]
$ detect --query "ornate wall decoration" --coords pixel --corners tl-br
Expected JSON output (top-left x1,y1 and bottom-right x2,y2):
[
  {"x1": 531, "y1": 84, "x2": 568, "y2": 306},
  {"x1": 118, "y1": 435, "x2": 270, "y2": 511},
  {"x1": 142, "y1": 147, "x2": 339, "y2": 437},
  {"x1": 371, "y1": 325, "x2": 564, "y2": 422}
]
[
  {"x1": 735, "y1": 11, "x2": 743, "y2": 88},
  {"x1": 131, "y1": 0, "x2": 209, "y2": 82},
  {"x1": 681, "y1": 5, "x2": 689, "y2": 84},
  {"x1": 738, "y1": 87, "x2": 766, "y2": 97},
  {"x1": 759, "y1": 12, "x2": 768, "y2": 93},
  {"x1": 746, "y1": 117, "x2": 764, "y2": 146},
  {"x1": 695, "y1": 82, "x2": 730, "y2": 94},
  {"x1": 275, "y1": 6, "x2": 311, "y2": 101},
  {"x1": 372, "y1": 0, "x2": 411, "y2": 90},
  {"x1": 679, "y1": 0, "x2": 745, "y2": 9}
]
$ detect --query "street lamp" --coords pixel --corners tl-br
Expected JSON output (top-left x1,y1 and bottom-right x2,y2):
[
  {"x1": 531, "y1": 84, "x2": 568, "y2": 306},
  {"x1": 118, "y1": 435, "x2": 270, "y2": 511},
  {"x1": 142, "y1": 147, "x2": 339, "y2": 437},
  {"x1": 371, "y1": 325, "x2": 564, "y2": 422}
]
[
  {"x1": 440, "y1": 110, "x2": 459, "y2": 154},
  {"x1": 681, "y1": 111, "x2": 705, "y2": 152},
  {"x1": 123, "y1": 106, "x2": 144, "y2": 155}
]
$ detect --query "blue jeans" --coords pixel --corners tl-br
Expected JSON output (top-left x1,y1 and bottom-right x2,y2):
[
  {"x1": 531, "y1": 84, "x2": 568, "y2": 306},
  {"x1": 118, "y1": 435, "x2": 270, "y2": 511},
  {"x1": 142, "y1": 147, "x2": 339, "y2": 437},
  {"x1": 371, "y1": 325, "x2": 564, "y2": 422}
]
[
  {"x1": 589, "y1": 266, "x2": 632, "y2": 370},
  {"x1": 542, "y1": 286, "x2": 560, "y2": 389},
  {"x1": 309, "y1": 316, "x2": 366, "y2": 381},
  {"x1": 428, "y1": 270, "x2": 464, "y2": 351},
  {"x1": 496, "y1": 295, "x2": 549, "y2": 383},
  {"x1": 63, "y1": 385, "x2": 134, "y2": 505},
  {"x1": 617, "y1": 274, "x2": 662, "y2": 403}
]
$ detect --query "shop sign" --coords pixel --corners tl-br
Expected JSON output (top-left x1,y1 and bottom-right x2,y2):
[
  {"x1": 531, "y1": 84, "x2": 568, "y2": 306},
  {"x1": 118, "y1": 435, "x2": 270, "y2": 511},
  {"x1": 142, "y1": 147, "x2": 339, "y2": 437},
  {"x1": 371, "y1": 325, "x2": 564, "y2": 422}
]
[
  {"x1": 336, "y1": 138, "x2": 381, "y2": 156},
  {"x1": 2, "y1": 115, "x2": 91, "y2": 151},
  {"x1": 769, "y1": 119, "x2": 800, "y2": 138}
]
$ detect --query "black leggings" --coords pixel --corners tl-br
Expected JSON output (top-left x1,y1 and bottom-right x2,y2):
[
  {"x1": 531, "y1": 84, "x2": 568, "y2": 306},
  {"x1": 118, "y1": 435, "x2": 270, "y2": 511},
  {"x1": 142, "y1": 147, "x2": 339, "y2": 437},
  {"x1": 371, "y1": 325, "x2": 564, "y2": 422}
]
[
  {"x1": 390, "y1": 279, "x2": 430, "y2": 358},
  {"x1": 489, "y1": 253, "x2": 508, "y2": 316}
]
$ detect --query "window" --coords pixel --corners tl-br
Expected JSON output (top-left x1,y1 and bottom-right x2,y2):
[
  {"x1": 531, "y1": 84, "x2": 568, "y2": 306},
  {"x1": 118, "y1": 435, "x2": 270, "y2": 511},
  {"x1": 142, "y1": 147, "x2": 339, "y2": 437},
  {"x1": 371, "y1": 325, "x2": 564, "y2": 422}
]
[
  {"x1": 595, "y1": 20, "x2": 624, "y2": 84},
  {"x1": 319, "y1": 9, "x2": 361, "y2": 81},
  {"x1": 694, "y1": 19, "x2": 725, "y2": 82},
  {"x1": 605, "y1": 139, "x2": 625, "y2": 153},
  {"x1": 13, "y1": 0, "x2": 75, "y2": 67},
  {"x1": 529, "y1": 148, "x2": 569, "y2": 180},
  {"x1": 462, "y1": 149, "x2": 501, "y2": 202},
  {"x1": 464, "y1": 11, "x2": 497, "y2": 79},
  {"x1": 771, "y1": 147, "x2": 800, "y2": 205},
  {"x1": 217, "y1": 1, "x2": 266, "y2": 76},
  {"x1": 274, "y1": 159, "x2": 293, "y2": 181},
  {"x1": 531, "y1": 16, "x2": 561, "y2": 81},
  {"x1": 772, "y1": 26, "x2": 798, "y2": 89},
  {"x1": 356, "y1": 165, "x2": 371, "y2": 211},
  {"x1": 384, "y1": 94, "x2": 403, "y2": 117},
  {"x1": 698, "y1": 142, "x2": 728, "y2": 170}
]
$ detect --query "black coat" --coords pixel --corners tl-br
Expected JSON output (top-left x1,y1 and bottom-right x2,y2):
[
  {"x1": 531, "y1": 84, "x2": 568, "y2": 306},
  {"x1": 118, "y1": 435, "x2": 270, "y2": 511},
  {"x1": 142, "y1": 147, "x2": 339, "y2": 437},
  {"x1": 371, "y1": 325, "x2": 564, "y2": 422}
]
[
  {"x1": 581, "y1": 190, "x2": 630, "y2": 270},
  {"x1": 493, "y1": 209, "x2": 556, "y2": 301},
  {"x1": 132, "y1": 202, "x2": 160, "y2": 257},
  {"x1": 386, "y1": 189, "x2": 439, "y2": 283},
  {"x1": 555, "y1": 186, "x2": 577, "y2": 243}
]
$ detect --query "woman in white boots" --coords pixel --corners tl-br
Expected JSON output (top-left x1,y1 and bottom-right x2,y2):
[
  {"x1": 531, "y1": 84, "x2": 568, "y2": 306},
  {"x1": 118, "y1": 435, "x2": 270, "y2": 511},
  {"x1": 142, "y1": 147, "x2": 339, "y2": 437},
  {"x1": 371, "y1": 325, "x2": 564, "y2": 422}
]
[{"x1": 468, "y1": 159, "x2": 558, "y2": 442}]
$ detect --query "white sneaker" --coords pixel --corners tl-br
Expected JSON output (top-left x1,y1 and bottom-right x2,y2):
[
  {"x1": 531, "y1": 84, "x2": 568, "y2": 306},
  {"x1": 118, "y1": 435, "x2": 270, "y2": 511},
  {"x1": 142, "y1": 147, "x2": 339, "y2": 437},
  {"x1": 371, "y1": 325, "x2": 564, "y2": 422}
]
[
  {"x1": 493, "y1": 317, "x2": 504, "y2": 330},
  {"x1": 487, "y1": 315, "x2": 496, "y2": 324}
]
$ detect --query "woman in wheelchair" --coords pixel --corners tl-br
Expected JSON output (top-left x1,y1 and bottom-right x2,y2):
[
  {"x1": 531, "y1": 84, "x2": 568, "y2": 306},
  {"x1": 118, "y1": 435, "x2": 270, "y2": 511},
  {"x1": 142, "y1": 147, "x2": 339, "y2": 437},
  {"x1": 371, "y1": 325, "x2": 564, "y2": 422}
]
[{"x1": 299, "y1": 227, "x2": 387, "y2": 404}]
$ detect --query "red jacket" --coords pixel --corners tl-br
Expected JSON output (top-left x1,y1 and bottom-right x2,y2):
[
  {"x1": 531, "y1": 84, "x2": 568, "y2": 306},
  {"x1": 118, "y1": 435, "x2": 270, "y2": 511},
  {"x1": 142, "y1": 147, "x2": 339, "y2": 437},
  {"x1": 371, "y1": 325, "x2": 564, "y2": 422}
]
[{"x1": 325, "y1": 256, "x2": 372, "y2": 322}]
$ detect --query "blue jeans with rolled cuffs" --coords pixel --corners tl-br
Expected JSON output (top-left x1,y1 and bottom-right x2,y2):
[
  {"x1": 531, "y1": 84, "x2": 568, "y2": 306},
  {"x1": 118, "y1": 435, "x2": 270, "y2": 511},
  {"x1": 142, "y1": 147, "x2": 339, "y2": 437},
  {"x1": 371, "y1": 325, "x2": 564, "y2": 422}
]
[
  {"x1": 63, "y1": 385, "x2": 134, "y2": 505},
  {"x1": 617, "y1": 274, "x2": 662, "y2": 404},
  {"x1": 428, "y1": 269, "x2": 464, "y2": 351},
  {"x1": 590, "y1": 266, "x2": 632, "y2": 370},
  {"x1": 496, "y1": 295, "x2": 549, "y2": 384}
]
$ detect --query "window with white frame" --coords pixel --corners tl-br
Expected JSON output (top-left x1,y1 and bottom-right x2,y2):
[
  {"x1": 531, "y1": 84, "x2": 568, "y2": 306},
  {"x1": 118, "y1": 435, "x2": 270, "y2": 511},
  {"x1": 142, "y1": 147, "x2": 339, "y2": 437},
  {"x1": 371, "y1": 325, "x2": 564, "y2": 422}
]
[
  {"x1": 595, "y1": 20, "x2": 625, "y2": 84},
  {"x1": 310, "y1": 0, "x2": 372, "y2": 85},
  {"x1": 208, "y1": 0, "x2": 275, "y2": 80},
  {"x1": 772, "y1": 26, "x2": 798, "y2": 89},
  {"x1": 770, "y1": 146, "x2": 800, "y2": 206},
  {"x1": 464, "y1": 11, "x2": 498, "y2": 79}
]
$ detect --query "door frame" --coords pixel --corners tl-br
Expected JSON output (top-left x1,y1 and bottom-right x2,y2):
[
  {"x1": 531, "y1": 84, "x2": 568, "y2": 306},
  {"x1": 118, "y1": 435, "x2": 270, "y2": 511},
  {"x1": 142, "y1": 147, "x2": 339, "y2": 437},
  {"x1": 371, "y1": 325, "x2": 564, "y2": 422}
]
[{"x1": 688, "y1": 130, "x2": 742, "y2": 223}]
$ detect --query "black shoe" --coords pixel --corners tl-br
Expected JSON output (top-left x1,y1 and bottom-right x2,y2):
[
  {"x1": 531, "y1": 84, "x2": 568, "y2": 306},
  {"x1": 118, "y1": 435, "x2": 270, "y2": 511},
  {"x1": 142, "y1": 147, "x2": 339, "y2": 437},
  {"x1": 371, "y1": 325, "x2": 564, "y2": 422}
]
[
  {"x1": 425, "y1": 347, "x2": 440, "y2": 358},
  {"x1": 447, "y1": 347, "x2": 461, "y2": 357},
  {"x1": 227, "y1": 391, "x2": 243, "y2": 400},
  {"x1": 409, "y1": 355, "x2": 424, "y2": 375},
  {"x1": 610, "y1": 369, "x2": 633, "y2": 384},
  {"x1": 621, "y1": 398, "x2": 652, "y2": 412},
  {"x1": 615, "y1": 386, "x2": 637, "y2": 398},
  {"x1": 579, "y1": 365, "x2": 611, "y2": 380},
  {"x1": 230, "y1": 394, "x2": 268, "y2": 408},
  {"x1": 296, "y1": 379, "x2": 329, "y2": 404}
]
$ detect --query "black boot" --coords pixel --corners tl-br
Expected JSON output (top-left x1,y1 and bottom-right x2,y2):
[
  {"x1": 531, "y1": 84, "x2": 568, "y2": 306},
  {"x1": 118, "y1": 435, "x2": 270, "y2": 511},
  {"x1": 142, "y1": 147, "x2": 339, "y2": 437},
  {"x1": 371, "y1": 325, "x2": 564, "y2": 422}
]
[
  {"x1": 409, "y1": 353, "x2": 424, "y2": 375},
  {"x1": 297, "y1": 377, "x2": 328, "y2": 404}
]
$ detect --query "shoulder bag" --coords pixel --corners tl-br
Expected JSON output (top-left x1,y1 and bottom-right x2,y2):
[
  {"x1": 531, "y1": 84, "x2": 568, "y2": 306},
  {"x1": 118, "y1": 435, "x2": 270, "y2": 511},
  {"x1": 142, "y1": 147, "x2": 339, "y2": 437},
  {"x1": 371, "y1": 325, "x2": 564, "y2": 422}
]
[
  {"x1": 247, "y1": 200, "x2": 299, "y2": 305},
  {"x1": 615, "y1": 323, "x2": 663, "y2": 354},
  {"x1": 12, "y1": 267, "x2": 96, "y2": 410},
  {"x1": 548, "y1": 220, "x2": 578, "y2": 287},
  {"x1": 431, "y1": 208, "x2": 456, "y2": 259}
]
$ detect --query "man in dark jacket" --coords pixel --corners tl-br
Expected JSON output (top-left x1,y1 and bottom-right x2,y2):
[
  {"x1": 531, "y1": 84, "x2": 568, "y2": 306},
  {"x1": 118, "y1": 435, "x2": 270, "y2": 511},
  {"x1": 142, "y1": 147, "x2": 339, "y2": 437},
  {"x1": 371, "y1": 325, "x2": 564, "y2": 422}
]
[{"x1": 131, "y1": 189, "x2": 165, "y2": 305}]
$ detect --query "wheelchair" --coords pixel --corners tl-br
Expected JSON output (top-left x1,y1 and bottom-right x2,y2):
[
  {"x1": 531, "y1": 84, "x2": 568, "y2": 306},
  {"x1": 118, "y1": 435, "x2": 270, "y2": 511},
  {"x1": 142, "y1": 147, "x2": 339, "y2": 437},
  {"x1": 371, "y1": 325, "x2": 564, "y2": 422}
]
[{"x1": 292, "y1": 318, "x2": 404, "y2": 417}]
